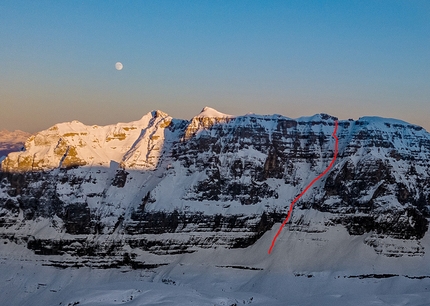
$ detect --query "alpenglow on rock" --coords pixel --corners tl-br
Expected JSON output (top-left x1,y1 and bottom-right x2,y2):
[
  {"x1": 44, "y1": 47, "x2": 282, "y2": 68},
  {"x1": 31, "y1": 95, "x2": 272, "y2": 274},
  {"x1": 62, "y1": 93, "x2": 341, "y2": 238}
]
[{"x1": 0, "y1": 107, "x2": 429, "y2": 265}]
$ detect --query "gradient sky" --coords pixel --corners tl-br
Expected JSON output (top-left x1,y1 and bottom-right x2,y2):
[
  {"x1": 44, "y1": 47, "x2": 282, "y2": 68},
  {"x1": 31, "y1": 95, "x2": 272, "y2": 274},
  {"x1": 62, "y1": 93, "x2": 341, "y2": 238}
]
[{"x1": 1, "y1": 0, "x2": 429, "y2": 133}]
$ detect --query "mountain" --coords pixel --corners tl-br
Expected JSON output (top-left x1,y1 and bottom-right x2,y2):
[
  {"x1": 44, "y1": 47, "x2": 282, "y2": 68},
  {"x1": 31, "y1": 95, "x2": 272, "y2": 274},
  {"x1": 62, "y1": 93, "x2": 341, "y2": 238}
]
[
  {"x1": 0, "y1": 107, "x2": 430, "y2": 270},
  {"x1": 0, "y1": 129, "x2": 31, "y2": 161}
]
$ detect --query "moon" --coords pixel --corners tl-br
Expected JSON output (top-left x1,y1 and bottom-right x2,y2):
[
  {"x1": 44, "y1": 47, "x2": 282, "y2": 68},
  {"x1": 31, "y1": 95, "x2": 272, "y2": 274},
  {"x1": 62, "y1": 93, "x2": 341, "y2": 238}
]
[{"x1": 115, "y1": 62, "x2": 123, "y2": 71}]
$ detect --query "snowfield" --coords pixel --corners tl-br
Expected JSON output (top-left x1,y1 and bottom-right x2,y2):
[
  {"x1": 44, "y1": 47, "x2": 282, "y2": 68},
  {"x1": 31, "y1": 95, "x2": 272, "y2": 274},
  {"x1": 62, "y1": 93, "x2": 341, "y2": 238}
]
[{"x1": 2, "y1": 223, "x2": 430, "y2": 306}]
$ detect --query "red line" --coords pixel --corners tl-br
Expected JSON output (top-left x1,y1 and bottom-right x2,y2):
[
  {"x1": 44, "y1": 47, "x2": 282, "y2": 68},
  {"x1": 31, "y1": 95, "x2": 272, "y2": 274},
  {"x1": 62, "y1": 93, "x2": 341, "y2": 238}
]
[{"x1": 268, "y1": 120, "x2": 339, "y2": 254}]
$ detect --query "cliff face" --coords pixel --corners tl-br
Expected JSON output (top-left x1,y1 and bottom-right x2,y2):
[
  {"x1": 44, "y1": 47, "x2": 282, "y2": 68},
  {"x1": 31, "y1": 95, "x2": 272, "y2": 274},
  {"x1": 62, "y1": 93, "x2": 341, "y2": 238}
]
[{"x1": 1, "y1": 107, "x2": 429, "y2": 265}]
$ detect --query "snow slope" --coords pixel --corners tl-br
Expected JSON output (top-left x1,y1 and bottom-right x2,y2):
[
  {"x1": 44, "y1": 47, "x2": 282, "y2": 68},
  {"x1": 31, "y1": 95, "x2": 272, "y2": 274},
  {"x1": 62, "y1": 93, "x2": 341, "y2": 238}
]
[{"x1": 1, "y1": 222, "x2": 430, "y2": 306}]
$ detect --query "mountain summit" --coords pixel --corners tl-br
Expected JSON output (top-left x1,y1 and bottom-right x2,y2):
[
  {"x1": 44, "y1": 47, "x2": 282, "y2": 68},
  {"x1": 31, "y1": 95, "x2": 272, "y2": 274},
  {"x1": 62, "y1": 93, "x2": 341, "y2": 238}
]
[{"x1": 195, "y1": 106, "x2": 234, "y2": 118}]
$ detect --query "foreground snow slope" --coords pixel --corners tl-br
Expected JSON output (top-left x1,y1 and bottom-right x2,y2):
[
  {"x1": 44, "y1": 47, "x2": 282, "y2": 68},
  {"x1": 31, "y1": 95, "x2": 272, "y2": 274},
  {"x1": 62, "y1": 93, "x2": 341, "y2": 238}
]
[{"x1": 1, "y1": 223, "x2": 430, "y2": 306}]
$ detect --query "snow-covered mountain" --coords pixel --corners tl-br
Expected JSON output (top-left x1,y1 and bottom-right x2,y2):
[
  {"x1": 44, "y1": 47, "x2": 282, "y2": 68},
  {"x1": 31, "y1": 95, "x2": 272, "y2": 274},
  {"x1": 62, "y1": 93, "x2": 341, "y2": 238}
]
[
  {"x1": 0, "y1": 129, "x2": 31, "y2": 162},
  {"x1": 0, "y1": 107, "x2": 430, "y2": 269}
]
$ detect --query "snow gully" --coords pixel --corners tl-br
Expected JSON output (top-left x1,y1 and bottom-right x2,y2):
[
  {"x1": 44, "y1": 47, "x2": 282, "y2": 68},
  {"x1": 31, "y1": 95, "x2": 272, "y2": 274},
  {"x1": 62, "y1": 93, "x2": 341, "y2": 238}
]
[{"x1": 268, "y1": 120, "x2": 339, "y2": 254}]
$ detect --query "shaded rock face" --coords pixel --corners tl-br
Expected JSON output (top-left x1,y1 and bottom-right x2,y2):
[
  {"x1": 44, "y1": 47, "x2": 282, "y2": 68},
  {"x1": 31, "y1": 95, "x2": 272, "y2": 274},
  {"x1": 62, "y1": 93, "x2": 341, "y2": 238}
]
[{"x1": 1, "y1": 111, "x2": 430, "y2": 262}]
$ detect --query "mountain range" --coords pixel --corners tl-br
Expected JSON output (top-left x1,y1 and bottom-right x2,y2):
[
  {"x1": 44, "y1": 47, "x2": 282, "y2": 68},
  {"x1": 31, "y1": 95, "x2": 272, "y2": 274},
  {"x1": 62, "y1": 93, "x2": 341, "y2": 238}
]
[
  {"x1": 0, "y1": 129, "x2": 31, "y2": 161},
  {"x1": 1, "y1": 106, "x2": 429, "y2": 264},
  {"x1": 2, "y1": 107, "x2": 430, "y2": 304}
]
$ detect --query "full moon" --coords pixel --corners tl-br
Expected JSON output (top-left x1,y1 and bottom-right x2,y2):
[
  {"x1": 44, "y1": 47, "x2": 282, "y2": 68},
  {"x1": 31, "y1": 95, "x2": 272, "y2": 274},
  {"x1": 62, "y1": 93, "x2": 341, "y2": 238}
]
[{"x1": 115, "y1": 62, "x2": 123, "y2": 70}]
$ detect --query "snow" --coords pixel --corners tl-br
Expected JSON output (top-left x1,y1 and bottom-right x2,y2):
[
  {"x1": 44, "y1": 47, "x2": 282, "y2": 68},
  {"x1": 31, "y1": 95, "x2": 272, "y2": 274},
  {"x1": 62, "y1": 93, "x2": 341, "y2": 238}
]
[
  {"x1": 2, "y1": 106, "x2": 429, "y2": 238},
  {"x1": 2, "y1": 107, "x2": 430, "y2": 304},
  {"x1": 3, "y1": 107, "x2": 428, "y2": 174},
  {"x1": 194, "y1": 106, "x2": 235, "y2": 118},
  {"x1": 358, "y1": 116, "x2": 418, "y2": 127},
  {"x1": 295, "y1": 113, "x2": 336, "y2": 122},
  {"x1": 0, "y1": 129, "x2": 31, "y2": 143},
  {"x1": 1, "y1": 224, "x2": 430, "y2": 305},
  {"x1": 1, "y1": 113, "x2": 427, "y2": 218}
]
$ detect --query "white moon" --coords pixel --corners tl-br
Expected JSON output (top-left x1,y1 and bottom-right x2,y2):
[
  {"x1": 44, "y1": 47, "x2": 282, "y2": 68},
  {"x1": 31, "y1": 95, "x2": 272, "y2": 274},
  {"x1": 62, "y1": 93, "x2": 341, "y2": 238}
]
[{"x1": 115, "y1": 62, "x2": 123, "y2": 70}]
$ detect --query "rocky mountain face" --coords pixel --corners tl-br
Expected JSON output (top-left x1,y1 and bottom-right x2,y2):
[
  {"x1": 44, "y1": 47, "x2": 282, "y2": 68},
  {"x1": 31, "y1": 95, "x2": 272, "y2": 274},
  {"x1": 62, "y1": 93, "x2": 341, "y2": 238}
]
[
  {"x1": 0, "y1": 130, "x2": 31, "y2": 160},
  {"x1": 1, "y1": 107, "x2": 429, "y2": 266}
]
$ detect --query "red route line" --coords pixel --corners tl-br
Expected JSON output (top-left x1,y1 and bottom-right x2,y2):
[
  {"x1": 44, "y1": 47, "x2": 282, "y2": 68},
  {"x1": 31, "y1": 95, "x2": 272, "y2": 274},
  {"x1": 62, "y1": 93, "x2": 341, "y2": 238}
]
[{"x1": 268, "y1": 120, "x2": 339, "y2": 254}]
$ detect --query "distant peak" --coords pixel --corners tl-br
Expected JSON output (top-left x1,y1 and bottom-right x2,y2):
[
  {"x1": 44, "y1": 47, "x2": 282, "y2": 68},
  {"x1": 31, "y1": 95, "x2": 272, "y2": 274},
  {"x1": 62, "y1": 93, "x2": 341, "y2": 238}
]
[
  {"x1": 195, "y1": 106, "x2": 234, "y2": 118},
  {"x1": 0, "y1": 129, "x2": 31, "y2": 135}
]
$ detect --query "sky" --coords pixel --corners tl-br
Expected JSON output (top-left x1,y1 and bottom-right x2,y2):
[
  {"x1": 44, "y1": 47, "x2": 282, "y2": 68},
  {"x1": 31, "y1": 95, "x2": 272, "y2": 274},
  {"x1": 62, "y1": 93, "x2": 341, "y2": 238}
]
[{"x1": 1, "y1": 0, "x2": 429, "y2": 133}]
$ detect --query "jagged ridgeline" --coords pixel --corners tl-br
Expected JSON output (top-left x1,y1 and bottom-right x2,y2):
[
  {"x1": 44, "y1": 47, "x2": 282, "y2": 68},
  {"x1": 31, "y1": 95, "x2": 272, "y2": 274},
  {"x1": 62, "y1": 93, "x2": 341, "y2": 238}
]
[{"x1": 1, "y1": 107, "x2": 429, "y2": 264}]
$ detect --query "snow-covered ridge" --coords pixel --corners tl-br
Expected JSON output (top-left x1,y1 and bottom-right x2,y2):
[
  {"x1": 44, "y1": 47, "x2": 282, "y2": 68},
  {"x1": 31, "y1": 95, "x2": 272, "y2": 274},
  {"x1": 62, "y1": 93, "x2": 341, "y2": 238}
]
[
  {"x1": 1, "y1": 107, "x2": 429, "y2": 173},
  {"x1": 1, "y1": 110, "x2": 186, "y2": 172},
  {"x1": 0, "y1": 108, "x2": 339, "y2": 171},
  {"x1": 357, "y1": 116, "x2": 425, "y2": 130},
  {"x1": 0, "y1": 129, "x2": 31, "y2": 142}
]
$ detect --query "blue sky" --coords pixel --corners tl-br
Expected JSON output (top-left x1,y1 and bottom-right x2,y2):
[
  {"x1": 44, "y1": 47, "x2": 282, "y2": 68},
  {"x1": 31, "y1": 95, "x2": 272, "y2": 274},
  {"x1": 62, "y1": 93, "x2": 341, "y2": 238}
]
[{"x1": 1, "y1": 0, "x2": 429, "y2": 132}]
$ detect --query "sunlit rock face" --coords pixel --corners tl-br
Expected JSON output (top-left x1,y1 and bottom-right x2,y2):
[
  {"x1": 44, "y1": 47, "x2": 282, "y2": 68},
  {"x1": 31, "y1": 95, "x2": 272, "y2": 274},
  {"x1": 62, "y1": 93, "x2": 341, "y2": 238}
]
[
  {"x1": 1, "y1": 108, "x2": 430, "y2": 263},
  {"x1": 1, "y1": 111, "x2": 183, "y2": 172}
]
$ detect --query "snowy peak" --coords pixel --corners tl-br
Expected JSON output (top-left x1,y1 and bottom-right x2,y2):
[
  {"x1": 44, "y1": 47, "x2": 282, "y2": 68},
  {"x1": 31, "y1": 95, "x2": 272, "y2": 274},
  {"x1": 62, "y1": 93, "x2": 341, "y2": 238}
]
[
  {"x1": 0, "y1": 111, "x2": 180, "y2": 172},
  {"x1": 296, "y1": 113, "x2": 338, "y2": 122},
  {"x1": 356, "y1": 116, "x2": 424, "y2": 131},
  {"x1": 150, "y1": 110, "x2": 169, "y2": 119},
  {"x1": 184, "y1": 107, "x2": 235, "y2": 140},
  {"x1": 0, "y1": 129, "x2": 31, "y2": 142},
  {"x1": 194, "y1": 106, "x2": 234, "y2": 119}
]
